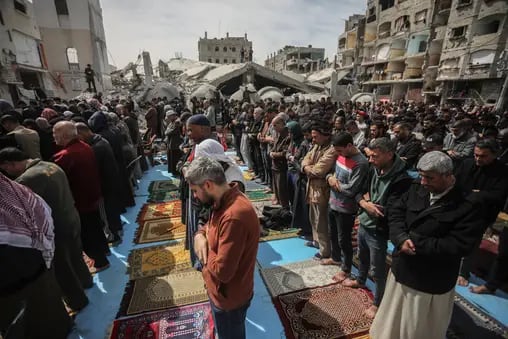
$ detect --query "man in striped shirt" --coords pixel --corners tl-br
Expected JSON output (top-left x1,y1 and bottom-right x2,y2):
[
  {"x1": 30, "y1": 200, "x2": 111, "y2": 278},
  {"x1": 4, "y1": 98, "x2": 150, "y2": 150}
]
[{"x1": 322, "y1": 132, "x2": 369, "y2": 283}]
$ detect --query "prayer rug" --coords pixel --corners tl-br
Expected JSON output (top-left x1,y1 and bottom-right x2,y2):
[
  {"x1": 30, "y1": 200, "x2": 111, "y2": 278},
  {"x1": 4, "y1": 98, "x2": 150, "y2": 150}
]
[
  {"x1": 245, "y1": 180, "x2": 266, "y2": 192},
  {"x1": 448, "y1": 294, "x2": 507, "y2": 339},
  {"x1": 148, "y1": 180, "x2": 180, "y2": 193},
  {"x1": 148, "y1": 190, "x2": 181, "y2": 203},
  {"x1": 137, "y1": 201, "x2": 182, "y2": 222},
  {"x1": 134, "y1": 217, "x2": 186, "y2": 244},
  {"x1": 117, "y1": 269, "x2": 208, "y2": 316},
  {"x1": 259, "y1": 228, "x2": 299, "y2": 243},
  {"x1": 274, "y1": 284, "x2": 373, "y2": 339},
  {"x1": 243, "y1": 172, "x2": 256, "y2": 181},
  {"x1": 247, "y1": 190, "x2": 272, "y2": 202},
  {"x1": 109, "y1": 302, "x2": 214, "y2": 339},
  {"x1": 127, "y1": 242, "x2": 191, "y2": 280},
  {"x1": 260, "y1": 259, "x2": 340, "y2": 297}
]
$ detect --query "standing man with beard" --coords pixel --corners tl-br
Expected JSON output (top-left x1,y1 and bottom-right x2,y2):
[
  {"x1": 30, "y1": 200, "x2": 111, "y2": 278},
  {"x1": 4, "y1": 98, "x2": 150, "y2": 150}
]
[
  {"x1": 443, "y1": 119, "x2": 477, "y2": 163},
  {"x1": 191, "y1": 157, "x2": 259, "y2": 339},
  {"x1": 342, "y1": 137, "x2": 412, "y2": 319},
  {"x1": 180, "y1": 114, "x2": 213, "y2": 267},
  {"x1": 270, "y1": 116, "x2": 291, "y2": 208},
  {"x1": 454, "y1": 139, "x2": 508, "y2": 287},
  {"x1": 370, "y1": 152, "x2": 483, "y2": 339},
  {"x1": 301, "y1": 122, "x2": 338, "y2": 259},
  {"x1": 392, "y1": 122, "x2": 422, "y2": 169}
]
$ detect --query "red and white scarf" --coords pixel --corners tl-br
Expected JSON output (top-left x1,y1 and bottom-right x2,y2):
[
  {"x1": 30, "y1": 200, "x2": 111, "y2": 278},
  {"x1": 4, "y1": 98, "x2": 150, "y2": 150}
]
[{"x1": 0, "y1": 173, "x2": 55, "y2": 268}]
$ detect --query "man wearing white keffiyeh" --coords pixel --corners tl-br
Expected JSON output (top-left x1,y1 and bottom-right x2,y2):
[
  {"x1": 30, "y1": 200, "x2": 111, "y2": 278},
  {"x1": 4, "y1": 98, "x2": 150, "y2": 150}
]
[
  {"x1": 0, "y1": 172, "x2": 54, "y2": 267},
  {"x1": 0, "y1": 172, "x2": 73, "y2": 339}
]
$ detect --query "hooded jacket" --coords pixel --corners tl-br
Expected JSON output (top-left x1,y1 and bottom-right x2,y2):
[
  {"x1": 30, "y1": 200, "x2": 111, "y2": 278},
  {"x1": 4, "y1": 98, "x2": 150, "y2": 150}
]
[{"x1": 357, "y1": 155, "x2": 412, "y2": 235}]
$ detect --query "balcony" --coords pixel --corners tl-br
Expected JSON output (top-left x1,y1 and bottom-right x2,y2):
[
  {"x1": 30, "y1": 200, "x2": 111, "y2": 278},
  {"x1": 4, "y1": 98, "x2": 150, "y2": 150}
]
[
  {"x1": 403, "y1": 67, "x2": 423, "y2": 79},
  {"x1": 389, "y1": 48, "x2": 406, "y2": 60},
  {"x1": 478, "y1": 0, "x2": 508, "y2": 20},
  {"x1": 471, "y1": 16, "x2": 502, "y2": 48},
  {"x1": 464, "y1": 63, "x2": 492, "y2": 79}
]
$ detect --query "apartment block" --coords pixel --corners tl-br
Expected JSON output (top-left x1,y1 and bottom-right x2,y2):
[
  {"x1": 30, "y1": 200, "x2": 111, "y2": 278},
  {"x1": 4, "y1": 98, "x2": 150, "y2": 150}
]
[
  {"x1": 32, "y1": 0, "x2": 112, "y2": 99},
  {"x1": 264, "y1": 45, "x2": 326, "y2": 74},
  {"x1": 337, "y1": 15, "x2": 365, "y2": 70},
  {"x1": 198, "y1": 32, "x2": 253, "y2": 64},
  {"x1": 0, "y1": 0, "x2": 53, "y2": 104},
  {"x1": 436, "y1": 0, "x2": 508, "y2": 106},
  {"x1": 345, "y1": 0, "x2": 508, "y2": 105}
]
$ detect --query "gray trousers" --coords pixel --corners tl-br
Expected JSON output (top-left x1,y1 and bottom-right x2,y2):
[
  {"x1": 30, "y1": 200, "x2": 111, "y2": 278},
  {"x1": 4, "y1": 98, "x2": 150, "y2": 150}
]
[{"x1": 240, "y1": 134, "x2": 253, "y2": 170}]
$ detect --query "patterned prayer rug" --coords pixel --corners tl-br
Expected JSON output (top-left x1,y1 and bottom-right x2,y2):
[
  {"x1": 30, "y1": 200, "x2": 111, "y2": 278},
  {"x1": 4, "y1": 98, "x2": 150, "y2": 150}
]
[
  {"x1": 109, "y1": 302, "x2": 214, "y2": 339},
  {"x1": 246, "y1": 190, "x2": 272, "y2": 202},
  {"x1": 148, "y1": 180, "x2": 180, "y2": 193},
  {"x1": 243, "y1": 172, "x2": 256, "y2": 181},
  {"x1": 274, "y1": 284, "x2": 373, "y2": 339},
  {"x1": 260, "y1": 259, "x2": 339, "y2": 297},
  {"x1": 134, "y1": 217, "x2": 186, "y2": 244},
  {"x1": 447, "y1": 294, "x2": 507, "y2": 339},
  {"x1": 127, "y1": 242, "x2": 191, "y2": 280},
  {"x1": 117, "y1": 269, "x2": 208, "y2": 316},
  {"x1": 259, "y1": 228, "x2": 299, "y2": 243},
  {"x1": 137, "y1": 201, "x2": 182, "y2": 222},
  {"x1": 148, "y1": 190, "x2": 181, "y2": 203}
]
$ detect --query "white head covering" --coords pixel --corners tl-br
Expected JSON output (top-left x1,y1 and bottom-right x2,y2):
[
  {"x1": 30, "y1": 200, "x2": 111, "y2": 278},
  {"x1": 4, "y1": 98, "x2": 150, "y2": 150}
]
[{"x1": 194, "y1": 139, "x2": 244, "y2": 185}]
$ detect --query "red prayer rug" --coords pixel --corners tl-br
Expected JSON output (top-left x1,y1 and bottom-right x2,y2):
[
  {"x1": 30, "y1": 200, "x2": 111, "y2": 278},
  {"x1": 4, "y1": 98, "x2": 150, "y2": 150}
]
[
  {"x1": 137, "y1": 201, "x2": 182, "y2": 222},
  {"x1": 274, "y1": 283, "x2": 373, "y2": 339},
  {"x1": 110, "y1": 302, "x2": 214, "y2": 339}
]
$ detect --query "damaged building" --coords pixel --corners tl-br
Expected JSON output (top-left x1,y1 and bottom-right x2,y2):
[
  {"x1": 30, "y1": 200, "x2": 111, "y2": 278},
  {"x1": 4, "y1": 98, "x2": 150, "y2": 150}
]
[
  {"x1": 198, "y1": 32, "x2": 253, "y2": 64},
  {"x1": 264, "y1": 45, "x2": 327, "y2": 74},
  {"x1": 336, "y1": 0, "x2": 508, "y2": 106},
  {"x1": 0, "y1": 0, "x2": 54, "y2": 104}
]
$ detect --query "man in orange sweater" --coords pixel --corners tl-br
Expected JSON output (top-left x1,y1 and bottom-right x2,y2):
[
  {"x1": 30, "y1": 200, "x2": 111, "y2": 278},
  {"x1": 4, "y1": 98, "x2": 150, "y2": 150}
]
[{"x1": 190, "y1": 157, "x2": 259, "y2": 339}]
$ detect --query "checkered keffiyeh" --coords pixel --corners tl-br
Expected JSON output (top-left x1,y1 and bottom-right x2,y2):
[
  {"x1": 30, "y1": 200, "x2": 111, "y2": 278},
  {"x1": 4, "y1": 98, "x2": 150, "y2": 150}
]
[{"x1": 0, "y1": 173, "x2": 55, "y2": 268}]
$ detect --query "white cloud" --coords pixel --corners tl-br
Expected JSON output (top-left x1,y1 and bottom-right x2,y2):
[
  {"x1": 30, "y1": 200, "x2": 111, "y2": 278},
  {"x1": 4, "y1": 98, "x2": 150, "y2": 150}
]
[{"x1": 101, "y1": 0, "x2": 366, "y2": 68}]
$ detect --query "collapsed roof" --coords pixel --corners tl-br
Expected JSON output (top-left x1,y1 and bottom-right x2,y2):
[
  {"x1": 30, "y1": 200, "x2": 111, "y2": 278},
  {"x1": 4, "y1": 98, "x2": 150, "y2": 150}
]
[{"x1": 178, "y1": 62, "x2": 318, "y2": 96}]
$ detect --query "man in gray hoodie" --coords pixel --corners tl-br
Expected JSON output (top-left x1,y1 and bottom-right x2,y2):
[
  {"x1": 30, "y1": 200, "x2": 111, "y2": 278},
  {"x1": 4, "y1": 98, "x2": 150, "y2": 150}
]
[{"x1": 341, "y1": 137, "x2": 412, "y2": 319}]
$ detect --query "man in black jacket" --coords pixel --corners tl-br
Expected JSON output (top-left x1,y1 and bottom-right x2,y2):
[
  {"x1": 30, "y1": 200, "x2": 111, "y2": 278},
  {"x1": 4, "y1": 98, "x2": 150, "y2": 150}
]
[
  {"x1": 370, "y1": 151, "x2": 484, "y2": 339},
  {"x1": 76, "y1": 122, "x2": 123, "y2": 244},
  {"x1": 455, "y1": 139, "x2": 508, "y2": 286},
  {"x1": 392, "y1": 122, "x2": 422, "y2": 169}
]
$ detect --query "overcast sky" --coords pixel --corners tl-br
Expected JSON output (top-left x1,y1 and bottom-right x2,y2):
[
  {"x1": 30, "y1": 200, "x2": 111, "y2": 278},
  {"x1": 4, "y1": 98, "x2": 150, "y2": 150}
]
[{"x1": 101, "y1": 0, "x2": 366, "y2": 69}]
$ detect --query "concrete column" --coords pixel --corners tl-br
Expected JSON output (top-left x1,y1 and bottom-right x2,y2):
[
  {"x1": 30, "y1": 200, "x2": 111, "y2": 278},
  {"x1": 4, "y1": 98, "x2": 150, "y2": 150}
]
[
  {"x1": 142, "y1": 51, "x2": 153, "y2": 87},
  {"x1": 331, "y1": 70, "x2": 338, "y2": 99}
]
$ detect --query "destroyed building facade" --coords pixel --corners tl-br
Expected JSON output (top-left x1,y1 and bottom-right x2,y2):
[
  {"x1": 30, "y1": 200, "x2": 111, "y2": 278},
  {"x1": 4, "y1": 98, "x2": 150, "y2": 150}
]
[
  {"x1": 264, "y1": 45, "x2": 326, "y2": 74},
  {"x1": 0, "y1": 0, "x2": 55, "y2": 104},
  {"x1": 198, "y1": 32, "x2": 253, "y2": 65},
  {"x1": 33, "y1": 0, "x2": 112, "y2": 99},
  {"x1": 335, "y1": 0, "x2": 508, "y2": 106}
]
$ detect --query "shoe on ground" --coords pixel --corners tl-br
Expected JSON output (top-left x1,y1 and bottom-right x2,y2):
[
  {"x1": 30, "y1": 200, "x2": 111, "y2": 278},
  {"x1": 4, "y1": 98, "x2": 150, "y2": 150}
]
[
  {"x1": 313, "y1": 253, "x2": 328, "y2": 260},
  {"x1": 298, "y1": 235, "x2": 313, "y2": 241},
  {"x1": 304, "y1": 241, "x2": 319, "y2": 249}
]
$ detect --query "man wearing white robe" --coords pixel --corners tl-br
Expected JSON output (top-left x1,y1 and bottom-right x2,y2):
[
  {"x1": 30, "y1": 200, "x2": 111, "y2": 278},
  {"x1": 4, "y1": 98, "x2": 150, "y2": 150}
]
[{"x1": 370, "y1": 151, "x2": 484, "y2": 339}]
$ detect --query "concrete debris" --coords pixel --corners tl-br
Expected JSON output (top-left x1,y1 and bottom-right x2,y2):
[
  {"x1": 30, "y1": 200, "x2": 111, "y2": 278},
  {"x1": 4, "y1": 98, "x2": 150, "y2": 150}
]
[{"x1": 258, "y1": 86, "x2": 284, "y2": 101}]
